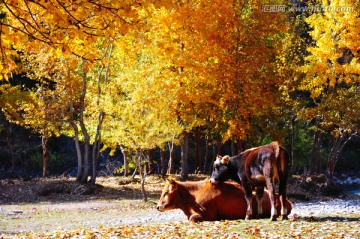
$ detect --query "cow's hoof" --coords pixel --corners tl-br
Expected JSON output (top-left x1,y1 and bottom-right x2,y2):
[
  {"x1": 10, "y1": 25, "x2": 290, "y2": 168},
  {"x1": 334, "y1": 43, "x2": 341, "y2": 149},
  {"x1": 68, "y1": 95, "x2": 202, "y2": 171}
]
[
  {"x1": 189, "y1": 214, "x2": 202, "y2": 222},
  {"x1": 270, "y1": 215, "x2": 278, "y2": 221},
  {"x1": 280, "y1": 215, "x2": 288, "y2": 220},
  {"x1": 245, "y1": 215, "x2": 253, "y2": 220}
]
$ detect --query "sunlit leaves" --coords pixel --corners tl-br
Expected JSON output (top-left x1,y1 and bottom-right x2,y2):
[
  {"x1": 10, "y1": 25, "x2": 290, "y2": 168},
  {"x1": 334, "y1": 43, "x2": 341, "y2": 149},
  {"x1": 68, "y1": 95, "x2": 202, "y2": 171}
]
[
  {"x1": 0, "y1": 0, "x2": 294, "y2": 152},
  {"x1": 0, "y1": 0, "x2": 146, "y2": 79},
  {"x1": 101, "y1": 21, "x2": 184, "y2": 151},
  {"x1": 301, "y1": 0, "x2": 360, "y2": 136},
  {"x1": 162, "y1": 0, "x2": 290, "y2": 142},
  {"x1": 2, "y1": 0, "x2": 356, "y2": 158},
  {"x1": 3, "y1": 46, "x2": 83, "y2": 138}
]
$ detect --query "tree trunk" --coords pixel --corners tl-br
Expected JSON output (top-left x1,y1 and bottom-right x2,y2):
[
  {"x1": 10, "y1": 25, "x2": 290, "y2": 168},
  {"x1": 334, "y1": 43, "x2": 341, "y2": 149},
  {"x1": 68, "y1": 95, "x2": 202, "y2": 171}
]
[
  {"x1": 212, "y1": 143, "x2": 216, "y2": 162},
  {"x1": 132, "y1": 150, "x2": 143, "y2": 179},
  {"x1": 308, "y1": 125, "x2": 322, "y2": 174},
  {"x1": 79, "y1": 136, "x2": 90, "y2": 184},
  {"x1": 91, "y1": 140, "x2": 99, "y2": 184},
  {"x1": 6, "y1": 135, "x2": 16, "y2": 178},
  {"x1": 90, "y1": 45, "x2": 112, "y2": 184},
  {"x1": 131, "y1": 159, "x2": 138, "y2": 178},
  {"x1": 180, "y1": 132, "x2": 189, "y2": 181},
  {"x1": 42, "y1": 135, "x2": 49, "y2": 177},
  {"x1": 147, "y1": 148, "x2": 154, "y2": 174},
  {"x1": 237, "y1": 141, "x2": 243, "y2": 155},
  {"x1": 90, "y1": 111, "x2": 105, "y2": 185},
  {"x1": 120, "y1": 146, "x2": 129, "y2": 176},
  {"x1": 89, "y1": 45, "x2": 112, "y2": 184},
  {"x1": 141, "y1": 158, "x2": 148, "y2": 202},
  {"x1": 290, "y1": 115, "x2": 295, "y2": 172},
  {"x1": 195, "y1": 129, "x2": 201, "y2": 172},
  {"x1": 79, "y1": 58, "x2": 90, "y2": 184},
  {"x1": 203, "y1": 135, "x2": 209, "y2": 173},
  {"x1": 231, "y1": 136, "x2": 236, "y2": 156},
  {"x1": 167, "y1": 141, "x2": 175, "y2": 175},
  {"x1": 327, "y1": 131, "x2": 353, "y2": 185},
  {"x1": 160, "y1": 148, "x2": 166, "y2": 176},
  {"x1": 216, "y1": 140, "x2": 221, "y2": 156},
  {"x1": 69, "y1": 99, "x2": 83, "y2": 182}
]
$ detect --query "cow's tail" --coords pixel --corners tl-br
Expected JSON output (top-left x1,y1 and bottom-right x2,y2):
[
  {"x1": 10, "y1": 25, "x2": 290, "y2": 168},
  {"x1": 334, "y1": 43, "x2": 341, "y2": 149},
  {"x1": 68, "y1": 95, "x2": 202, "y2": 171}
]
[
  {"x1": 272, "y1": 141, "x2": 280, "y2": 159},
  {"x1": 271, "y1": 141, "x2": 289, "y2": 178},
  {"x1": 278, "y1": 145, "x2": 289, "y2": 178}
]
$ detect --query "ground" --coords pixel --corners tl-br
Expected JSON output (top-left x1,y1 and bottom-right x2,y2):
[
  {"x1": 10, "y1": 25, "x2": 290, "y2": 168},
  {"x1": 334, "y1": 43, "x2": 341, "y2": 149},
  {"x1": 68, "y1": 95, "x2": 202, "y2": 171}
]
[
  {"x1": 0, "y1": 174, "x2": 359, "y2": 238},
  {"x1": 1, "y1": 174, "x2": 358, "y2": 205}
]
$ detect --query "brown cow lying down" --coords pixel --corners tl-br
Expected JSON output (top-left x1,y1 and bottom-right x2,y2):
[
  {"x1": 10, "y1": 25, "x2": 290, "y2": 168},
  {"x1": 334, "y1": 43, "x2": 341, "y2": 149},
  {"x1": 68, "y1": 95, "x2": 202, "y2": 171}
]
[{"x1": 156, "y1": 177, "x2": 292, "y2": 222}]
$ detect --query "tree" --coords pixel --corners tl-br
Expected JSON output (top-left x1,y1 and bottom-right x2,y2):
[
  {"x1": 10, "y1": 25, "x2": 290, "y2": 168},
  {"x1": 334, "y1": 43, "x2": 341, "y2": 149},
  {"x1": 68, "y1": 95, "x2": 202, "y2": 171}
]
[
  {"x1": 0, "y1": 1, "x2": 165, "y2": 183},
  {"x1": 100, "y1": 15, "x2": 185, "y2": 175},
  {"x1": 16, "y1": 85, "x2": 63, "y2": 177},
  {"x1": 0, "y1": 48, "x2": 67, "y2": 177},
  {"x1": 300, "y1": 0, "x2": 360, "y2": 183},
  {"x1": 173, "y1": 0, "x2": 289, "y2": 143}
]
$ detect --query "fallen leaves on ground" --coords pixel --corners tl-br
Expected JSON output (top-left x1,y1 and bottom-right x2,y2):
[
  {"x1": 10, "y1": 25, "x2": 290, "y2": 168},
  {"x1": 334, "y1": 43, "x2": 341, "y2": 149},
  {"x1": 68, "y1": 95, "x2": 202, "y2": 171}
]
[
  {"x1": 2, "y1": 216, "x2": 359, "y2": 239},
  {"x1": 1, "y1": 176, "x2": 359, "y2": 238}
]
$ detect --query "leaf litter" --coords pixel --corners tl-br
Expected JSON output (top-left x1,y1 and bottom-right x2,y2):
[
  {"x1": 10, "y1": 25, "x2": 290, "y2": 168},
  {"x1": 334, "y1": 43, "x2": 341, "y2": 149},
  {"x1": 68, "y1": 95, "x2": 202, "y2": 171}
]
[
  {"x1": 2, "y1": 216, "x2": 359, "y2": 239},
  {"x1": 0, "y1": 175, "x2": 359, "y2": 238}
]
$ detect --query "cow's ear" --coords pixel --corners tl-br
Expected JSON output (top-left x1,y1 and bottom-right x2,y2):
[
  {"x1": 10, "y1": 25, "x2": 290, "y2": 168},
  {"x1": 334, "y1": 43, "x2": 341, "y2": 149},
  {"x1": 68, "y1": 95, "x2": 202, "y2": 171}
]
[
  {"x1": 167, "y1": 177, "x2": 177, "y2": 192},
  {"x1": 221, "y1": 155, "x2": 230, "y2": 164},
  {"x1": 167, "y1": 176, "x2": 175, "y2": 183},
  {"x1": 168, "y1": 181, "x2": 177, "y2": 193}
]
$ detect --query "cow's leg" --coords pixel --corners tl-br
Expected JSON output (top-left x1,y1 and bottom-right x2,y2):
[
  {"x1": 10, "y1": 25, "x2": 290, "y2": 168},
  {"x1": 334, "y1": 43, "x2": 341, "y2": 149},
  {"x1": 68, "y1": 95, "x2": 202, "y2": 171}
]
[
  {"x1": 242, "y1": 182, "x2": 254, "y2": 220},
  {"x1": 279, "y1": 178, "x2": 288, "y2": 220},
  {"x1": 266, "y1": 179, "x2": 277, "y2": 221},
  {"x1": 264, "y1": 158, "x2": 278, "y2": 221},
  {"x1": 255, "y1": 187, "x2": 264, "y2": 218}
]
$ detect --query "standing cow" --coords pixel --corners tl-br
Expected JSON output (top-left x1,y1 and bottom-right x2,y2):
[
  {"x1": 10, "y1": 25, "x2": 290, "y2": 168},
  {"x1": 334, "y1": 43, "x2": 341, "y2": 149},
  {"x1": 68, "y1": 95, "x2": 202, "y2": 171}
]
[{"x1": 210, "y1": 141, "x2": 289, "y2": 221}]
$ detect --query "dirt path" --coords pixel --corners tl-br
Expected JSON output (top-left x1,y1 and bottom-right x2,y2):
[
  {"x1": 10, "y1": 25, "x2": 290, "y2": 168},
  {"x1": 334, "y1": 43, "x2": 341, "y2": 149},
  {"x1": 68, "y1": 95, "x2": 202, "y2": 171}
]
[
  {"x1": 0, "y1": 199, "x2": 189, "y2": 234},
  {"x1": 0, "y1": 199, "x2": 169, "y2": 234}
]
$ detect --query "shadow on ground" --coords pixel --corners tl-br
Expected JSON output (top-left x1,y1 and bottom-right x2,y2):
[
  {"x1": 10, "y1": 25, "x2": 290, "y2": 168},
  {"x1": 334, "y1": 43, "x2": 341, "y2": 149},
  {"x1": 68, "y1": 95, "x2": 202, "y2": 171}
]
[
  {"x1": 298, "y1": 216, "x2": 360, "y2": 222},
  {"x1": 0, "y1": 175, "x2": 209, "y2": 204},
  {"x1": 0, "y1": 176, "x2": 164, "y2": 204}
]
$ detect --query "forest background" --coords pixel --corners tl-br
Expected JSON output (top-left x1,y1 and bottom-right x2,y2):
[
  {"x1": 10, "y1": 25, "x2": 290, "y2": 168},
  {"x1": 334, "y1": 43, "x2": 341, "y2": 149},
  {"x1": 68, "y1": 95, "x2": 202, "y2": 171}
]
[{"x1": 0, "y1": 0, "x2": 359, "y2": 186}]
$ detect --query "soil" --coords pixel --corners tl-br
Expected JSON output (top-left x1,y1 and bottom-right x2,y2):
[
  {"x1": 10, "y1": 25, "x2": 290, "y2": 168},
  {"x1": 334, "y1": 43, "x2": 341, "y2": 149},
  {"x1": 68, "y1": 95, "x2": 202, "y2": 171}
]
[{"x1": 0, "y1": 174, "x2": 359, "y2": 235}]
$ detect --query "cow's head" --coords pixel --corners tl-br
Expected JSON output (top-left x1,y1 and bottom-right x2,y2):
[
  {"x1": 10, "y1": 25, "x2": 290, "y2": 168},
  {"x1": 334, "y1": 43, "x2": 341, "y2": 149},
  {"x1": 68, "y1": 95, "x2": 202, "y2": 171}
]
[
  {"x1": 156, "y1": 177, "x2": 179, "y2": 212},
  {"x1": 210, "y1": 155, "x2": 231, "y2": 184}
]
